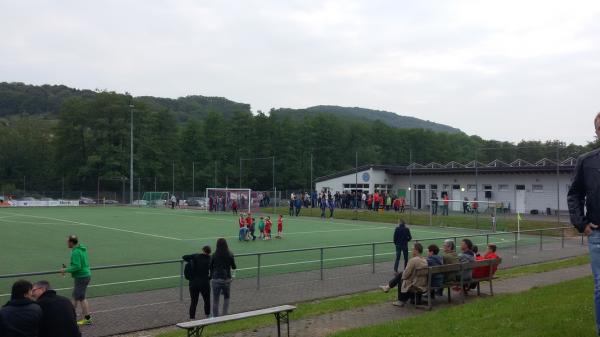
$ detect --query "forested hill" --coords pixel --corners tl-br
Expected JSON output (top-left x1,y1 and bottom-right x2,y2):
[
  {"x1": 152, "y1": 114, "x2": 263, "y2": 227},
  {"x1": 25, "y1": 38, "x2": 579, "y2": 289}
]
[
  {"x1": 0, "y1": 82, "x2": 459, "y2": 133},
  {"x1": 272, "y1": 105, "x2": 461, "y2": 134},
  {"x1": 0, "y1": 82, "x2": 251, "y2": 121}
]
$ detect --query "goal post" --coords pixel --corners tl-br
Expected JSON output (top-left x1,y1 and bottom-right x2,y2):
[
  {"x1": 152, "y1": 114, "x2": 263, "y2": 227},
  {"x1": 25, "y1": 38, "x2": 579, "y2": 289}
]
[
  {"x1": 206, "y1": 188, "x2": 252, "y2": 213},
  {"x1": 141, "y1": 192, "x2": 170, "y2": 207}
]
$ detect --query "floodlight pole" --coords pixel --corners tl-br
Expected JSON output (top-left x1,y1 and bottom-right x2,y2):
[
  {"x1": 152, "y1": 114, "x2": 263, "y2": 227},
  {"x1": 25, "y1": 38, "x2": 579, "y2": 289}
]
[
  {"x1": 192, "y1": 162, "x2": 195, "y2": 196},
  {"x1": 556, "y1": 144, "x2": 560, "y2": 226},
  {"x1": 354, "y1": 151, "x2": 358, "y2": 220},
  {"x1": 129, "y1": 104, "x2": 134, "y2": 205},
  {"x1": 239, "y1": 158, "x2": 242, "y2": 188},
  {"x1": 475, "y1": 148, "x2": 479, "y2": 229},
  {"x1": 172, "y1": 161, "x2": 175, "y2": 195},
  {"x1": 272, "y1": 156, "x2": 275, "y2": 215},
  {"x1": 409, "y1": 149, "x2": 413, "y2": 222}
]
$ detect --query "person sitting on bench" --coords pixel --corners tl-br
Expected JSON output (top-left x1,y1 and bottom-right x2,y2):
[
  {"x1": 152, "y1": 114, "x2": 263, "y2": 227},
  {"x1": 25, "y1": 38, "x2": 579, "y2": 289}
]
[
  {"x1": 393, "y1": 243, "x2": 428, "y2": 307},
  {"x1": 456, "y1": 239, "x2": 475, "y2": 293},
  {"x1": 426, "y1": 244, "x2": 444, "y2": 298}
]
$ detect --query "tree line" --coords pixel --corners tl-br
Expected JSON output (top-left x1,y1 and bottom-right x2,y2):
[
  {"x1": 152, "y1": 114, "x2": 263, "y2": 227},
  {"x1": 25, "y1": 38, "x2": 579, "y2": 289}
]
[{"x1": 0, "y1": 91, "x2": 596, "y2": 196}]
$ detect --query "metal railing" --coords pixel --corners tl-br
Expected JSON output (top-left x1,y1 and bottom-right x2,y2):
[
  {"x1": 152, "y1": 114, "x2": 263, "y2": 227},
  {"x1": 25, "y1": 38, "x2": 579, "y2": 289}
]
[{"x1": 0, "y1": 226, "x2": 584, "y2": 301}]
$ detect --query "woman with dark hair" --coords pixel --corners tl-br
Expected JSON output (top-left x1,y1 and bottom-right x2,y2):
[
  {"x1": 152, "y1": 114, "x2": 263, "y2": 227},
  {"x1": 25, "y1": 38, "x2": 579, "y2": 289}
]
[
  {"x1": 210, "y1": 238, "x2": 237, "y2": 317},
  {"x1": 183, "y1": 245, "x2": 212, "y2": 319}
]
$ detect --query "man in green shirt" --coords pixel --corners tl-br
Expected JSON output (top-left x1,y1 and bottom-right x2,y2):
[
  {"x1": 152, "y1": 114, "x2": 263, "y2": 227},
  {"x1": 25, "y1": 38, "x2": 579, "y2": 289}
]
[{"x1": 60, "y1": 235, "x2": 92, "y2": 326}]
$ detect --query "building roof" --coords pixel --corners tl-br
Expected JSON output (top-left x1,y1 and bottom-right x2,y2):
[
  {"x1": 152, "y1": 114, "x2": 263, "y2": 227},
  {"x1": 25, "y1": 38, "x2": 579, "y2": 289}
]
[{"x1": 314, "y1": 159, "x2": 575, "y2": 183}]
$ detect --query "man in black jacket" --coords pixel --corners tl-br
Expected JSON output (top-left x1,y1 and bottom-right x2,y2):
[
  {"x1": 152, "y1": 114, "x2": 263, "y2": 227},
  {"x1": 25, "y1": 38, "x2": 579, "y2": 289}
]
[
  {"x1": 568, "y1": 111, "x2": 600, "y2": 335},
  {"x1": 31, "y1": 281, "x2": 80, "y2": 337},
  {"x1": 393, "y1": 220, "x2": 412, "y2": 273},
  {"x1": 182, "y1": 246, "x2": 212, "y2": 319},
  {"x1": 0, "y1": 280, "x2": 42, "y2": 337}
]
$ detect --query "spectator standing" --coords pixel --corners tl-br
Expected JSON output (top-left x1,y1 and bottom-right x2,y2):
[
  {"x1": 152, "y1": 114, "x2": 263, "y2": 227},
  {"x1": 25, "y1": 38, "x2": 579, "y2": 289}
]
[
  {"x1": 320, "y1": 194, "x2": 327, "y2": 218},
  {"x1": 171, "y1": 194, "x2": 177, "y2": 209},
  {"x1": 0, "y1": 280, "x2": 43, "y2": 337},
  {"x1": 210, "y1": 238, "x2": 236, "y2": 317},
  {"x1": 31, "y1": 281, "x2": 80, "y2": 337},
  {"x1": 443, "y1": 193, "x2": 449, "y2": 216},
  {"x1": 61, "y1": 235, "x2": 92, "y2": 326},
  {"x1": 431, "y1": 192, "x2": 438, "y2": 215},
  {"x1": 231, "y1": 199, "x2": 238, "y2": 214},
  {"x1": 393, "y1": 220, "x2": 412, "y2": 273},
  {"x1": 328, "y1": 196, "x2": 335, "y2": 218},
  {"x1": 182, "y1": 246, "x2": 212, "y2": 319},
  {"x1": 361, "y1": 192, "x2": 367, "y2": 209},
  {"x1": 569, "y1": 117, "x2": 600, "y2": 335},
  {"x1": 294, "y1": 197, "x2": 302, "y2": 216},
  {"x1": 385, "y1": 194, "x2": 392, "y2": 211}
]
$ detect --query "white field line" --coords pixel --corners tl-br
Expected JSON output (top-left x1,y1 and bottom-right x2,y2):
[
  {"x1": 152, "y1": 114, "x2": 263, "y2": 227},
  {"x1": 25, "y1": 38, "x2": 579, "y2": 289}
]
[
  {"x1": 12, "y1": 214, "x2": 183, "y2": 241},
  {"x1": 0, "y1": 238, "x2": 517, "y2": 298},
  {"x1": 0, "y1": 218, "x2": 65, "y2": 225},
  {"x1": 181, "y1": 226, "x2": 390, "y2": 241}
]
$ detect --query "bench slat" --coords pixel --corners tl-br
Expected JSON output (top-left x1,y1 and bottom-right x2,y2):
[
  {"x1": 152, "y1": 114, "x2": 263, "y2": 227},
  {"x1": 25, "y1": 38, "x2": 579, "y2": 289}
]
[{"x1": 177, "y1": 305, "x2": 296, "y2": 329}]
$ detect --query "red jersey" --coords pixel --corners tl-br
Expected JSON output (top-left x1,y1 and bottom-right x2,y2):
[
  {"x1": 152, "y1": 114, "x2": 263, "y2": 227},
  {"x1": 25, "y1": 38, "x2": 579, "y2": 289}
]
[
  {"x1": 265, "y1": 219, "x2": 272, "y2": 232},
  {"x1": 245, "y1": 216, "x2": 252, "y2": 226},
  {"x1": 277, "y1": 218, "x2": 283, "y2": 230},
  {"x1": 393, "y1": 199, "x2": 400, "y2": 207},
  {"x1": 239, "y1": 218, "x2": 245, "y2": 228}
]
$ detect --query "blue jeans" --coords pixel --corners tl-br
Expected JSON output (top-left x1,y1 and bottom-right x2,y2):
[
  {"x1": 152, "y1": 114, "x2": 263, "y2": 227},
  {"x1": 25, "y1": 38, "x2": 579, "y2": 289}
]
[
  {"x1": 589, "y1": 231, "x2": 600, "y2": 335},
  {"x1": 211, "y1": 279, "x2": 231, "y2": 317}
]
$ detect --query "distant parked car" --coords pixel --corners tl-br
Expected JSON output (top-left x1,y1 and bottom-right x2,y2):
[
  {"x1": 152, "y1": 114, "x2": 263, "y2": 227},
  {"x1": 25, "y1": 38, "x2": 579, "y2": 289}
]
[
  {"x1": 187, "y1": 197, "x2": 207, "y2": 207},
  {"x1": 40, "y1": 197, "x2": 55, "y2": 201},
  {"x1": 79, "y1": 197, "x2": 97, "y2": 205},
  {"x1": 103, "y1": 199, "x2": 120, "y2": 204},
  {"x1": 133, "y1": 200, "x2": 148, "y2": 206}
]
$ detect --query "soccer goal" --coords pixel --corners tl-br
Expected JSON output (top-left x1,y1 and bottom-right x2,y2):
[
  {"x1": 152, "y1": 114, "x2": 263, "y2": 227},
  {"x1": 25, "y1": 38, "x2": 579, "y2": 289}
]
[
  {"x1": 142, "y1": 192, "x2": 170, "y2": 208},
  {"x1": 206, "y1": 188, "x2": 252, "y2": 213},
  {"x1": 429, "y1": 198, "x2": 507, "y2": 232}
]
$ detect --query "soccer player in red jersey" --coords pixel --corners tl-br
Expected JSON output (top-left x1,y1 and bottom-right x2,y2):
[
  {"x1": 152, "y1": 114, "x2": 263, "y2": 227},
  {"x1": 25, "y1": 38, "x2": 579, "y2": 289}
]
[
  {"x1": 264, "y1": 216, "x2": 273, "y2": 240},
  {"x1": 276, "y1": 215, "x2": 283, "y2": 239}
]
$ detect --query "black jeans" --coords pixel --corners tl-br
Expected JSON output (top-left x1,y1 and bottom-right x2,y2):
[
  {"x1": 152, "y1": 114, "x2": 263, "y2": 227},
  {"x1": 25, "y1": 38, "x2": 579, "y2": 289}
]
[
  {"x1": 394, "y1": 245, "x2": 409, "y2": 272},
  {"x1": 189, "y1": 282, "x2": 210, "y2": 319},
  {"x1": 398, "y1": 291, "x2": 422, "y2": 303},
  {"x1": 388, "y1": 272, "x2": 403, "y2": 288}
]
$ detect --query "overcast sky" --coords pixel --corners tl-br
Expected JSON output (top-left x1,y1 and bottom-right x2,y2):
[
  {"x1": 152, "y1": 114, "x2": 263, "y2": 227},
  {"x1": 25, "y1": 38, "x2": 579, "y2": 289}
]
[{"x1": 1, "y1": 0, "x2": 599, "y2": 144}]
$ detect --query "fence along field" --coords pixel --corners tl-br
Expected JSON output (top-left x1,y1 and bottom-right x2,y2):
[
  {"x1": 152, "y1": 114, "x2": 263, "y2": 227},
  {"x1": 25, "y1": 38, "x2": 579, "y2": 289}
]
[{"x1": 0, "y1": 205, "x2": 580, "y2": 300}]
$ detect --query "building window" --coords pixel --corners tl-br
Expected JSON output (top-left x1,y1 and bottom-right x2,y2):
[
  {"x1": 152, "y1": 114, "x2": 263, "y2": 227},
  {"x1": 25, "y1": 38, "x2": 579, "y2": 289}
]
[
  {"x1": 443, "y1": 184, "x2": 450, "y2": 191},
  {"x1": 532, "y1": 184, "x2": 544, "y2": 192},
  {"x1": 467, "y1": 184, "x2": 477, "y2": 192},
  {"x1": 516, "y1": 185, "x2": 526, "y2": 190},
  {"x1": 430, "y1": 184, "x2": 438, "y2": 190},
  {"x1": 452, "y1": 184, "x2": 461, "y2": 190},
  {"x1": 483, "y1": 185, "x2": 493, "y2": 191},
  {"x1": 498, "y1": 184, "x2": 509, "y2": 191}
]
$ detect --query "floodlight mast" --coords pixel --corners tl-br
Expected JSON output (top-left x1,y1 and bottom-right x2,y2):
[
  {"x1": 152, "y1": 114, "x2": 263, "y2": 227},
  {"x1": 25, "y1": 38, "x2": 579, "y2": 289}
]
[{"x1": 129, "y1": 104, "x2": 134, "y2": 205}]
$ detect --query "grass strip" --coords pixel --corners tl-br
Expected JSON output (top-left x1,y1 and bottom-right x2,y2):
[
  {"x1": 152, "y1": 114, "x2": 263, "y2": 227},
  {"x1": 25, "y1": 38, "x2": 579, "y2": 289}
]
[{"x1": 330, "y1": 276, "x2": 595, "y2": 337}]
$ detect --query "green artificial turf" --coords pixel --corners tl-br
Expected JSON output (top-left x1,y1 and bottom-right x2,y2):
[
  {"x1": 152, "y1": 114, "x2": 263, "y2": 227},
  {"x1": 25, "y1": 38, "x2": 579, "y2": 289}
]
[{"x1": 0, "y1": 206, "x2": 557, "y2": 299}]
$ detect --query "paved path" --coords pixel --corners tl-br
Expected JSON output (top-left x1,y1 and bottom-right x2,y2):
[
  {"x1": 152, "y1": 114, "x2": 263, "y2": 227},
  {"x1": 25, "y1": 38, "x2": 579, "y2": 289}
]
[{"x1": 83, "y1": 239, "x2": 588, "y2": 337}]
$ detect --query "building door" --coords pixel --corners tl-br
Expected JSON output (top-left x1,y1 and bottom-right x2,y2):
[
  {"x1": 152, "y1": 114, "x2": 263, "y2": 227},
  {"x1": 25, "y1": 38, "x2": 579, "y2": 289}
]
[
  {"x1": 515, "y1": 185, "x2": 526, "y2": 214},
  {"x1": 451, "y1": 185, "x2": 461, "y2": 212}
]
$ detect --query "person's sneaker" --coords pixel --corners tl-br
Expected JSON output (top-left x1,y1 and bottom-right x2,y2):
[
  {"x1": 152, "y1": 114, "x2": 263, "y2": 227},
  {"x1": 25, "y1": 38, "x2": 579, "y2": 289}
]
[
  {"x1": 379, "y1": 285, "x2": 390, "y2": 293},
  {"x1": 77, "y1": 318, "x2": 92, "y2": 326},
  {"x1": 392, "y1": 301, "x2": 405, "y2": 307}
]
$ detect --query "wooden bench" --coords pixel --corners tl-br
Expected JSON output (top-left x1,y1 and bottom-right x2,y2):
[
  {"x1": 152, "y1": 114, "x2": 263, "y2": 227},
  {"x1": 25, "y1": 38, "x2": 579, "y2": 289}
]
[
  {"x1": 416, "y1": 258, "x2": 502, "y2": 310},
  {"x1": 176, "y1": 305, "x2": 296, "y2": 337}
]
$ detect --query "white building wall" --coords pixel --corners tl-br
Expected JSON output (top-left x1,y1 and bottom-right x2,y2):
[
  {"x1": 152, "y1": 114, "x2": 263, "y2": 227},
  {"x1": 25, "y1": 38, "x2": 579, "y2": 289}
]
[
  {"x1": 316, "y1": 167, "x2": 572, "y2": 213},
  {"x1": 392, "y1": 173, "x2": 571, "y2": 213}
]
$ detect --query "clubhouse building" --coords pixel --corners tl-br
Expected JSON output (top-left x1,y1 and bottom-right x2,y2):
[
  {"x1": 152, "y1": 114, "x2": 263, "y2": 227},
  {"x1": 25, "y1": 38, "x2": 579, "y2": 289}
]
[{"x1": 314, "y1": 158, "x2": 577, "y2": 214}]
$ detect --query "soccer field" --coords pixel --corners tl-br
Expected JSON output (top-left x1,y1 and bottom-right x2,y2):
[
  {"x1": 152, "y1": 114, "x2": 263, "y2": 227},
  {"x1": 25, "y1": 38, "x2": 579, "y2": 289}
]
[{"x1": 0, "y1": 206, "x2": 542, "y2": 299}]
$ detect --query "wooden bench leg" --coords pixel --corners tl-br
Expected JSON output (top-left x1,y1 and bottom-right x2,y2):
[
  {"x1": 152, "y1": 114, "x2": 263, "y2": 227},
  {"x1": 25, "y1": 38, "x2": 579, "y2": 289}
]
[
  {"x1": 274, "y1": 311, "x2": 291, "y2": 337},
  {"x1": 188, "y1": 326, "x2": 204, "y2": 337}
]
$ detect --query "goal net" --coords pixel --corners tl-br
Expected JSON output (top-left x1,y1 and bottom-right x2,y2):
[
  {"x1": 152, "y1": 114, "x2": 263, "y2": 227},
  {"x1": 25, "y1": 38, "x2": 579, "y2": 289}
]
[
  {"x1": 142, "y1": 192, "x2": 170, "y2": 207},
  {"x1": 429, "y1": 197, "x2": 507, "y2": 231},
  {"x1": 206, "y1": 188, "x2": 253, "y2": 213}
]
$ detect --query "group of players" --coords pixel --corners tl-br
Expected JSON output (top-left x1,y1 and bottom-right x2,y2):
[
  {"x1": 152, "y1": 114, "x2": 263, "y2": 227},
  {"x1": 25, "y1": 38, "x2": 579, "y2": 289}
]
[{"x1": 238, "y1": 213, "x2": 283, "y2": 241}]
